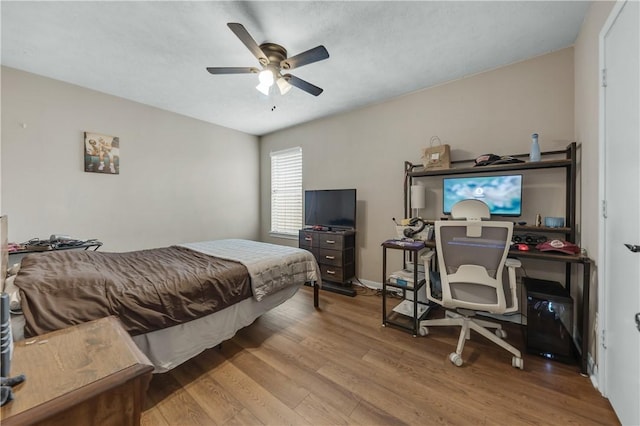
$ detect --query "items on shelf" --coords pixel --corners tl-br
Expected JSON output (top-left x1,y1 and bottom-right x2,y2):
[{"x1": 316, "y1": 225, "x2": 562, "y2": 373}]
[
  {"x1": 530, "y1": 132, "x2": 541, "y2": 162},
  {"x1": 536, "y1": 239, "x2": 581, "y2": 255},
  {"x1": 388, "y1": 268, "x2": 425, "y2": 289},
  {"x1": 392, "y1": 299, "x2": 431, "y2": 318},
  {"x1": 421, "y1": 136, "x2": 451, "y2": 170},
  {"x1": 9, "y1": 238, "x2": 102, "y2": 254}
]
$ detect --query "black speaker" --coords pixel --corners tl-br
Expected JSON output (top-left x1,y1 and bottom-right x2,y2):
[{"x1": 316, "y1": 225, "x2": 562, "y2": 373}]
[
  {"x1": 524, "y1": 278, "x2": 575, "y2": 363},
  {"x1": 1, "y1": 292, "x2": 12, "y2": 377},
  {"x1": 513, "y1": 234, "x2": 547, "y2": 244}
]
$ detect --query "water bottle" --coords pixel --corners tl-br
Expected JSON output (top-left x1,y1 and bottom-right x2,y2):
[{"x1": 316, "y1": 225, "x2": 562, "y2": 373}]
[{"x1": 530, "y1": 133, "x2": 541, "y2": 162}]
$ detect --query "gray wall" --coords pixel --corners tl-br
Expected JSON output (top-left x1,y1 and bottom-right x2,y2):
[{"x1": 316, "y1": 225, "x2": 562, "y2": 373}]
[{"x1": 1, "y1": 67, "x2": 260, "y2": 250}]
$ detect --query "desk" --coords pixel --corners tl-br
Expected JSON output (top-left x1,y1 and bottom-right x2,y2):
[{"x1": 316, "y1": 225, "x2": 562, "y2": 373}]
[
  {"x1": 0, "y1": 316, "x2": 153, "y2": 426},
  {"x1": 422, "y1": 239, "x2": 592, "y2": 374}
]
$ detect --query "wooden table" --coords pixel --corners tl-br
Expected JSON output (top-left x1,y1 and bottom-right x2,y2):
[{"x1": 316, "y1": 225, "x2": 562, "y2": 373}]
[{"x1": 0, "y1": 316, "x2": 153, "y2": 426}]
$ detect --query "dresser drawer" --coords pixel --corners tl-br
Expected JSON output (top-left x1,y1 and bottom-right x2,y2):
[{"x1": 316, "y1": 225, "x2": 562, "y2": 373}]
[
  {"x1": 320, "y1": 264, "x2": 345, "y2": 282},
  {"x1": 318, "y1": 248, "x2": 342, "y2": 267},
  {"x1": 299, "y1": 231, "x2": 318, "y2": 249},
  {"x1": 319, "y1": 234, "x2": 345, "y2": 249},
  {"x1": 320, "y1": 263, "x2": 355, "y2": 283}
]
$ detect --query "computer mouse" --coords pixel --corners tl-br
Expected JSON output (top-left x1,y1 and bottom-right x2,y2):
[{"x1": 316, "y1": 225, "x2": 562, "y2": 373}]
[{"x1": 515, "y1": 243, "x2": 530, "y2": 251}]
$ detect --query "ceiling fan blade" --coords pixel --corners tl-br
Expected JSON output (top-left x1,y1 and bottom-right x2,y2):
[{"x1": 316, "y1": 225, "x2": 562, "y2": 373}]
[
  {"x1": 206, "y1": 67, "x2": 259, "y2": 75},
  {"x1": 281, "y1": 45, "x2": 329, "y2": 70},
  {"x1": 227, "y1": 23, "x2": 269, "y2": 65},
  {"x1": 284, "y1": 74, "x2": 323, "y2": 96}
]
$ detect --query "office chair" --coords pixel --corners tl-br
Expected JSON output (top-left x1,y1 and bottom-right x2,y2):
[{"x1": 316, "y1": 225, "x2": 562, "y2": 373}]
[{"x1": 420, "y1": 199, "x2": 524, "y2": 369}]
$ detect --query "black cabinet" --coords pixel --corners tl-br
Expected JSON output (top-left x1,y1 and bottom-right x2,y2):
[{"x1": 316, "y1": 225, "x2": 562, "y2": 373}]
[{"x1": 299, "y1": 229, "x2": 356, "y2": 296}]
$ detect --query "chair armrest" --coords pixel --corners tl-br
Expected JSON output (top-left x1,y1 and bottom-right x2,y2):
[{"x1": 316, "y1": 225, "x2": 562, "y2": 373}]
[
  {"x1": 505, "y1": 258, "x2": 521, "y2": 268},
  {"x1": 504, "y1": 257, "x2": 522, "y2": 313},
  {"x1": 421, "y1": 251, "x2": 441, "y2": 304},
  {"x1": 421, "y1": 251, "x2": 435, "y2": 267}
]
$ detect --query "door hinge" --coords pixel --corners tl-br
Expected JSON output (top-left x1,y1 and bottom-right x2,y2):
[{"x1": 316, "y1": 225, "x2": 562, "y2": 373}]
[
  {"x1": 602, "y1": 68, "x2": 607, "y2": 87},
  {"x1": 602, "y1": 200, "x2": 608, "y2": 218}
]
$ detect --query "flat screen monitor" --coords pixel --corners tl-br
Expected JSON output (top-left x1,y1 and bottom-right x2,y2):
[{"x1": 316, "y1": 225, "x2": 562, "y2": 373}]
[
  {"x1": 443, "y1": 175, "x2": 523, "y2": 216},
  {"x1": 304, "y1": 189, "x2": 356, "y2": 230}
]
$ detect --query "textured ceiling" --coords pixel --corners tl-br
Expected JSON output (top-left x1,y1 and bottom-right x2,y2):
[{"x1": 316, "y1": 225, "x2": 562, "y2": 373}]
[{"x1": 1, "y1": 1, "x2": 590, "y2": 136}]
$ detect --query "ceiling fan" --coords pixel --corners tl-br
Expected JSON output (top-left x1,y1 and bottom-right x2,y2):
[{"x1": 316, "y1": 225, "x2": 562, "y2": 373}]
[{"x1": 206, "y1": 23, "x2": 329, "y2": 97}]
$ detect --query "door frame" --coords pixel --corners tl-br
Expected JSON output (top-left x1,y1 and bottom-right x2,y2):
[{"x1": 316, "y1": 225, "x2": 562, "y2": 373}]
[{"x1": 597, "y1": 0, "x2": 628, "y2": 395}]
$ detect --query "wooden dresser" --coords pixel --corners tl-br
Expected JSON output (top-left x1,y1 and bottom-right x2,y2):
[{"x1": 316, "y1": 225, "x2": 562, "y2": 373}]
[
  {"x1": 299, "y1": 228, "x2": 356, "y2": 296},
  {"x1": 0, "y1": 316, "x2": 153, "y2": 426}
]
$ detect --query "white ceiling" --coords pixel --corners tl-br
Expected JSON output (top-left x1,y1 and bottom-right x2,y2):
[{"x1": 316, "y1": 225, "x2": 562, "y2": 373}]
[{"x1": 1, "y1": 1, "x2": 590, "y2": 136}]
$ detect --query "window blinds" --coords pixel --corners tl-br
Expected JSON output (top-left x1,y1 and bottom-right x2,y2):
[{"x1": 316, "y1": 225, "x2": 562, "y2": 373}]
[{"x1": 270, "y1": 147, "x2": 302, "y2": 235}]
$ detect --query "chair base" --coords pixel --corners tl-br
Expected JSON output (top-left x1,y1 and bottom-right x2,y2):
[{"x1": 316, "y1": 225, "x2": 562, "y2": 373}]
[{"x1": 419, "y1": 311, "x2": 524, "y2": 369}]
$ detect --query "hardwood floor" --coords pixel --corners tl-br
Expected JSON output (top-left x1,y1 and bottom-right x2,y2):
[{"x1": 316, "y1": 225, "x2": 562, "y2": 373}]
[{"x1": 141, "y1": 286, "x2": 619, "y2": 425}]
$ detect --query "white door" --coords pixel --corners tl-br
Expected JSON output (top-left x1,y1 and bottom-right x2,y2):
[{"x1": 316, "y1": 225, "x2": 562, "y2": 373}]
[{"x1": 600, "y1": 1, "x2": 640, "y2": 424}]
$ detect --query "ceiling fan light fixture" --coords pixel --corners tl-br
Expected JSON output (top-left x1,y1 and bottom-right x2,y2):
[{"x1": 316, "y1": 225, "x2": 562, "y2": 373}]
[
  {"x1": 256, "y1": 82, "x2": 271, "y2": 96},
  {"x1": 209, "y1": 23, "x2": 328, "y2": 97},
  {"x1": 256, "y1": 68, "x2": 275, "y2": 95},
  {"x1": 258, "y1": 68, "x2": 274, "y2": 85},
  {"x1": 276, "y1": 77, "x2": 292, "y2": 95}
]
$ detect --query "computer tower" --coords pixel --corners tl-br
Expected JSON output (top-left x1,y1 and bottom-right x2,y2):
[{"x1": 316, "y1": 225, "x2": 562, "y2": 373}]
[{"x1": 524, "y1": 277, "x2": 575, "y2": 363}]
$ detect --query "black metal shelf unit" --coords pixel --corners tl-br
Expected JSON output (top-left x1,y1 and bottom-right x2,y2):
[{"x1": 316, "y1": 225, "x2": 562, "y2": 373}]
[
  {"x1": 403, "y1": 142, "x2": 577, "y2": 243},
  {"x1": 381, "y1": 241, "x2": 431, "y2": 336}
]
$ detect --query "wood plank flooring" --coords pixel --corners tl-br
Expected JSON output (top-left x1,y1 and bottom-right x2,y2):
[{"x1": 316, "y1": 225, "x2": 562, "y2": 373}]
[{"x1": 141, "y1": 286, "x2": 619, "y2": 425}]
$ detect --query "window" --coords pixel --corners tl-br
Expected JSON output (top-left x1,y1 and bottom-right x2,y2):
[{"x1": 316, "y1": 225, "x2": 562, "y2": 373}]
[{"x1": 270, "y1": 147, "x2": 302, "y2": 236}]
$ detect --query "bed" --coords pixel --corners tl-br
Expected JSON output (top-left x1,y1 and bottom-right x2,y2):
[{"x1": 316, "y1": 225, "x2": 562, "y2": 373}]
[{"x1": 10, "y1": 239, "x2": 320, "y2": 372}]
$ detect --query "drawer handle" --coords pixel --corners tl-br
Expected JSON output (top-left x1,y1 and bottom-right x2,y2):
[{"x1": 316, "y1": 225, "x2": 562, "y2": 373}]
[
  {"x1": 326, "y1": 240, "x2": 336, "y2": 244},
  {"x1": 325, "y1": 255, "x2": 335, "y2": 260},
  {"x1": 326, "y1": 270, "x2": 336, "y2": 275},
  {"x1": 304, "y1": 237, "x2": 312, "y2": 241}
]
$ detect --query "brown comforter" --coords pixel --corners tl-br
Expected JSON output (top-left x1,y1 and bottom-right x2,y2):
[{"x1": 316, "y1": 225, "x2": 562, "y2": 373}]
[{"x1": 15, "y1": 246, "x2": 252, "y2": 337}]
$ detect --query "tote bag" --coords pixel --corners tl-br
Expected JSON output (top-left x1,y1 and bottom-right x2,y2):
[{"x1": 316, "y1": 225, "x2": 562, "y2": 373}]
[{"x1": 421, "y1": 136, "x2": 451, "y2": 170}]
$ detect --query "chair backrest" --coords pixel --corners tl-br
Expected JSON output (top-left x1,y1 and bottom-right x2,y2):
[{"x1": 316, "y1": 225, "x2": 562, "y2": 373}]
[{"x1": 434, "y1": 200, "x2": 516, "y2": 314}]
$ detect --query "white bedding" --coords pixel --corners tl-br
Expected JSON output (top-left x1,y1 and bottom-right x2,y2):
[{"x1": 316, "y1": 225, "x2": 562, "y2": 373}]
[{"x1": 181, "y1": 239, "x2": 321, "y2": 300}]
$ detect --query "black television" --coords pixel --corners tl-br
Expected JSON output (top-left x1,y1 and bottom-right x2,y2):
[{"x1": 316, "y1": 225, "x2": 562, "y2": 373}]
[
  {"x1": 443, "y1": 174, "x2": 523, "y2": 216},
  {"x1": 304, "y1": 189, "x2": 356, "y2": 230}
]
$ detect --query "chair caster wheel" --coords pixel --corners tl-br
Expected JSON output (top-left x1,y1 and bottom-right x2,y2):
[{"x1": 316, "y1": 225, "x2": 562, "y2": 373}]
[
  {"x1": 449, "y1": 353, "x2": 463, "y2": 367},
  {"x1": 419, "y1": 326, "x2": 429, "y2": 336},
  {"x1": 512, "y1": 357, "x2": 524, "y2": 370},
  {"x1": 495, "y1": 329, "x2": 507, "y2": 339}
]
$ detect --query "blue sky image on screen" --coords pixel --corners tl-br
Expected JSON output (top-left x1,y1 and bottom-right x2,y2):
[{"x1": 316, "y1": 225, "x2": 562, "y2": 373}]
[{"x1": 443, "y1": 175, "x2": 522, "y2": 216}]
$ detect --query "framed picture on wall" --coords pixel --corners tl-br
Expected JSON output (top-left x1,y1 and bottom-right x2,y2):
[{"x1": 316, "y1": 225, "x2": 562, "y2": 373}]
[{"x1": 84, "y1": 132, "x2": 120, "y2": 174}]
